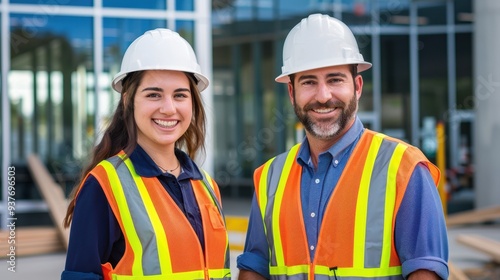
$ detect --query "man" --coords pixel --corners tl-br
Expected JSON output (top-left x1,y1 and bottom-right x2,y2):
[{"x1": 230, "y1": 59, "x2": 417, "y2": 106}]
[{"x1": 237, "y1": 14, "x2": 448, "y2": 280}]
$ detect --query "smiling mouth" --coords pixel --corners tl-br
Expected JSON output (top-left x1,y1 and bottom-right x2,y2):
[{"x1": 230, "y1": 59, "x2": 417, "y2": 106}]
[
  {"x1": 312, "y1": 108, "x2": 337, "y2": 114},
  {"x1": 153, "y1": 119, "x2": 178, "y2": 128}
]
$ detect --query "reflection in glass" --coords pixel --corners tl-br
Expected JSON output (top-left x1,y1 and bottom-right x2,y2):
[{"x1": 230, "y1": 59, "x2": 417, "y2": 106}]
[
  {"x1": 176, "y1": 20, "x2": 194, "y2": 46},
  {"x1": 9, "y1": 14, "x2": 93, "y2": 181},
  {"x1": 176, "y1": 0, "x2": 193, "y2": 11},
  {"x1": 380, "y1": 35, "x2": 410, "y2": 142},
  {"x1": 103, "y1": 0, "x2": 166, "y2": 9},
  {"x1": 10, "y1": 0, "x2": 93, "y2": 5}
]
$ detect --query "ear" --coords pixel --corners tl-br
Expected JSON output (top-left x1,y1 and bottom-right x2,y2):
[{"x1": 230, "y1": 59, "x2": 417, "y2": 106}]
[
  {"x1": 355, "y1": 75, "x2": 363, "y2": 101},
  {"x1": 288, "y1": 82, "x2": 295, "y2": 105},
  {"x1": 122, "y1": 91, "x2": 130, "y2": 109}
]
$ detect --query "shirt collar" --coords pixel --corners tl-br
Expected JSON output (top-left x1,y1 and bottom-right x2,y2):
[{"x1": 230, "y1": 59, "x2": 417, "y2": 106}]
[
  {"x1": 128, "y1": 145, "x2": 203, "y2": 180},
  {"x1": 297, "y1": 116, "x2": 364, "y2": 167}
]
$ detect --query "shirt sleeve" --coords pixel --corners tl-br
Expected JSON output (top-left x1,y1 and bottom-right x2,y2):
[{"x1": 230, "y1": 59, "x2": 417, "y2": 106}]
[
  {"x1": 395, "y1": 163, "x2": 449, "y2": 279},
  {"x1": 236, "y1": 195, "x2": 270, "y2": 279},
  {"x1": 62, "y1": 175, "x2": 124, "y2": 280}
]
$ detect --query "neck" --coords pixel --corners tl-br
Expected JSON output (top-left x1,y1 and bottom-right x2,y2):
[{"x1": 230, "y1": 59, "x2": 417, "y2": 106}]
[
  {"x1": 137, "y1": 140, "x2": 178, "y2": 171},
  {"x1": 306, "y1": 120, "x2": 354, "y2": 168}
]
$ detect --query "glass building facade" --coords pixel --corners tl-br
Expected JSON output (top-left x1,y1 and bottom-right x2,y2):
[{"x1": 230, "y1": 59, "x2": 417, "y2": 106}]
[
  {"x1": 211, "y1": 0, "x2": 473, "y2": 196},
  {"x1": 1, "y1": 0, "x2": 474, "y2": 227}
]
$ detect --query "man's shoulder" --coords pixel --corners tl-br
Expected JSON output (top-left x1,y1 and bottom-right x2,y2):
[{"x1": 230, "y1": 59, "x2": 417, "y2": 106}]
[
  {"x1": 364, "y1": 129, "x2": 415, "y2": 148},
  {"x1": 257, "y1": 143, "x2": 302, "y2": 170}
]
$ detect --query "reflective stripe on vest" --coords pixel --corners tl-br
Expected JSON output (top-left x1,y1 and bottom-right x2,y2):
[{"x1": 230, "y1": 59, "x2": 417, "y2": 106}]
[
  {"x1": 255, "y1": 130, "x2": 439, "y2": 279},
  {"x1": 90, "y1": 154, "x2": 231, "y2": 280}
]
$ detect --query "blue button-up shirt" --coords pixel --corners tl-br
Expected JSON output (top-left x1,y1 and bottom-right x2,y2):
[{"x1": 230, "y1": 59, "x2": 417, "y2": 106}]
[
  {"x1": 237, "y1": 117, "x2": 449, "y2": 279},
  {"x1": 62, "y1": 145, "x2": 205, "y2": 280}
]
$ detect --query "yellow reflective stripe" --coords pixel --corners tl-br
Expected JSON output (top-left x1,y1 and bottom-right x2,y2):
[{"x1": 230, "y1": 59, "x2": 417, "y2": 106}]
[
  {"x1": 353, "y1": 133, "x2": 385, "y2": 268},
  {"x1": 270, "y1": 264, "x2": 309, "y2": 275},
  {"x1": 206, "y1": 268, "x2": 232, "y2": 278},
  {"x1": 258, "y1": 160, "x2": 272, "y2": 223},
  {"x1": 200, "y1": 170, "x2": 214, "y2": 198},
  {"x1": 333, "y1": 266, "x2": 402, "y2": 277},
  {"x1": 199, "y1": 170, "x2": 216, "y2": 206},
  {"x1": 113, "y1": 271, "x2": 203, "y2": 279},
  {"x1": 121, "y1": 157, "x2": 172, "y2": 275},
  {"x1": 101, "y1": 161, "x2": 144, "y2": 276},
  {"x1": 272, "y1": 265, "x2": 402, "y2": 278},
  {"x1": 113, "y1": 268, "x2": 231, "y2": 280},
  {"x1": 381, "y1": 143, "x2": 407, "y2": 267},
  {"x1": 274, "y1": 144, "x2": 301, "y2": 267}
]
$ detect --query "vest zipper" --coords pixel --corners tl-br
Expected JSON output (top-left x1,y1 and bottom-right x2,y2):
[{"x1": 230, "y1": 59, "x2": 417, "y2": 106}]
[
  {"x1": 204, "y1": 267, "x2": 209, "y2": 280},
  {"x1": 310, "y1": 262, "x2": 314, "y2": 280}
]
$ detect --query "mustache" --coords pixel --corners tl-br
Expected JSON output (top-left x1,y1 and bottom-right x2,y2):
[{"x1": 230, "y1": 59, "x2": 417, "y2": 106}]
[{"x1": 303, "y1": 100, "x2": 346, "y2": 111}]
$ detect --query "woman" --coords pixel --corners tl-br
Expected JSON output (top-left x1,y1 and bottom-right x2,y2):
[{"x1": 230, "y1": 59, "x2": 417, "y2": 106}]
[{"x1": 61, "y1": 29, "x2": 231, "y2": 280}]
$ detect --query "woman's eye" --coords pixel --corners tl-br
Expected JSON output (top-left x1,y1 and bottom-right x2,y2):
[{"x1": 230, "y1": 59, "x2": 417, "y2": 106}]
[
  {"x1": 174, "y1": 92, "x2": 189, "y2": 98},
  {"x1": 146, "y1": 93, "x2": 161, "y2": 98}
]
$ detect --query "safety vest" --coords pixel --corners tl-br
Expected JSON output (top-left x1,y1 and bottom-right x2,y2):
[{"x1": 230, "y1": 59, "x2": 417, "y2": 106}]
[
  {"x1": 82, "y1": 153, "x2": 231, "y2": 280},
  {"x1": 254, "y1": 130, "x2": 440, "y2": 280}
]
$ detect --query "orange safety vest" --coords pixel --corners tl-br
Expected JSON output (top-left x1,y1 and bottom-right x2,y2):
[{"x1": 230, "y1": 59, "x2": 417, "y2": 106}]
[
  {"x1": 254, "y1": 130, "x2": 440, "y2": 280},
  {"x1": 78, "y1": 153, "x2": 231, "y2": 280}
]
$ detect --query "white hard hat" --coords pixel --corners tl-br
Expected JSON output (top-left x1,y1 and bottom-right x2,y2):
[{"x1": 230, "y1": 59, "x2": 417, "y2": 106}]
[
  {"x1": 276, "y1": 14, "x2": 372, "y2": 83},
  {"x1": 112, "y1": 28, "x2": 209, "y2": 93}
]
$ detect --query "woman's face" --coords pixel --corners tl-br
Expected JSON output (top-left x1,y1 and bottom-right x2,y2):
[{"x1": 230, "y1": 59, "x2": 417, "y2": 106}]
[{"x1": 133, "y1": 70, "x2": 192, "y2": 151}]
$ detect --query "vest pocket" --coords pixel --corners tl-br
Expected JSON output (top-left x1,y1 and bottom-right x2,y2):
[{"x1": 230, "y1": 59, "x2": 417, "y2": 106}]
[{"x1": 205, "y1": 204, "x2": 225, "y2": 229}]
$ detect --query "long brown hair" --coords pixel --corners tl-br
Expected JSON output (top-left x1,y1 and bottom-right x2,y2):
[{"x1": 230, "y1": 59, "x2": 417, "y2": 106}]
[{"x1": 63, "y1": 70, "x2": 206, "y2": 228}]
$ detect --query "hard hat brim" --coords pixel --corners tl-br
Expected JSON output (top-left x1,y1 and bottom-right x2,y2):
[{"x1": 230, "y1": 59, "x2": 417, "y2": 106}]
[
  {"x1": 275, "y1": 62, "x2": 372, "y2": 83},
  {"x1": 112, "y1": 70, "x2": 209, "y2": 93}
]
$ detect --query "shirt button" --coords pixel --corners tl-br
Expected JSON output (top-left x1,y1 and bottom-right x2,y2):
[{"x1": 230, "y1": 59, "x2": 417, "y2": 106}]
[
  {"x1": 315, "y1": 178, "x2": 320, "y2": 184},
  {"x1": 310, "y1": 245, "x2": 315, "y2": 250},
  {"x1": 334, "y1": 160, "x2": 339, "y2": 165},
  {"x1": 310, "y1": 212, "x2": 316, "y2": 218}
]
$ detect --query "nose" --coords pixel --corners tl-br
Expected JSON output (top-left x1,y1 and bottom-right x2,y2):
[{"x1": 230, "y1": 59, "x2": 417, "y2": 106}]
[
  {"x1": 315, "y1": 82, "x2": 333, "y2": 104},
  {"x1": 159, "y1": 96, "x2": 176, "y2": 114}
]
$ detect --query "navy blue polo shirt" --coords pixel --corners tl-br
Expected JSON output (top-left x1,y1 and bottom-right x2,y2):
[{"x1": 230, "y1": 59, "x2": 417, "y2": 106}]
[{"x1": 62, "y1": 145, "x2": 205, "y2": 280}]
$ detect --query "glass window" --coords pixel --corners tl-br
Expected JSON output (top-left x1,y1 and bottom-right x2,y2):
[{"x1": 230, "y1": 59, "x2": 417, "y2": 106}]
[
  {"x1": 176, "y1": 20, "x2": 194, "y2": 46},
  {"x1": 342, "y1": 1, "x2": 372, "y2": 26},
  {"x1": 418, "y1": 3, "x2": 446, "y2": 26},
  {"x1": 10, "y1": 14, "x2": 93, "y2": 188},
  {"x1": 278, "y1": 0, "x2": 323, "y2": 19},
  {"x1": 212, "y1": 0, "x2": 235, "y2": 33},
  {"x1": 213, "y1": 45, "x2": 237, "y2": 187},
  {"x1": 378, "y1": 0, "x2": 410, "y2": 26},
  {"x1": 103, "y1": 0, "x2": 166, "y2": 9},
  {"x1": 356, "y1": 33, "x2": 373, "y2": 112},
  {"x1": 455, "y1": 33, "x2": 472, "y2": 110},
  {"x1": 419, "y1": 34, "x2": 447, "y2": 161},
  {"x1": 176, "y1": 0, "x2": 194, "y2": 11},
  {"x1": 380, "y1": 35, "x2": 410, "y2": 142},
  {"x1": 10, "y1": 0, "x2": 92, "y2": 6},
  {"x1": 455, "y1": 0, "x2": 472, "y2": 24},
  {"x1": 235, "y1": 0, "x2": 253, "y2": 21},
  {"x1": 257, "y1": 0, "x2": 273, "y2": 20}
]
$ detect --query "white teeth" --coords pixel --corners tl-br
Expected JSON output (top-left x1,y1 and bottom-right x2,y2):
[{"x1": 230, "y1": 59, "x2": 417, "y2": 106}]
[
  {"x1": 154, "y1": 119, "x2": 177, "y2": 128},
  {"x1": 313, "y1": 108, "x2": 335, "y2": 114}
]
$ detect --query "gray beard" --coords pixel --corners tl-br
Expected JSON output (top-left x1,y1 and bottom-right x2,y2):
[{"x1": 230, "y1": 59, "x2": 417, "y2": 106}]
[{"x1": 293, "y1": 91, "x2": 357, "y2": 140}]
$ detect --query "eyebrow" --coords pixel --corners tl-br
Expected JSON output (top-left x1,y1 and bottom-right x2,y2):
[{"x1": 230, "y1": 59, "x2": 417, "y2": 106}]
[
  {"x1": 297, "y1": 72, "x2": 348, "y2": 82},
  {"x1": 141, "y1": 87, "x2": 190, "y2": 92}
]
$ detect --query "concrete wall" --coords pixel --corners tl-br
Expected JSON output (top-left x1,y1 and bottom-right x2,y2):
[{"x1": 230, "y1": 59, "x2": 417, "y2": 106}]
[{"x1": 473, "y1": 0, "x2": 500, "y2": 208}]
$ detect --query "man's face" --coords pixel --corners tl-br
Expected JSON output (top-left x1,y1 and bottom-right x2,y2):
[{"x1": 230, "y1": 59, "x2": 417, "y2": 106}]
[{"x1": 289, "y1": 65, "x2": 362, "y2": 141}]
